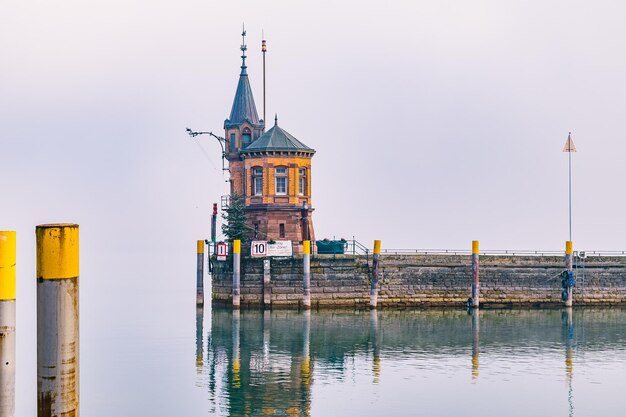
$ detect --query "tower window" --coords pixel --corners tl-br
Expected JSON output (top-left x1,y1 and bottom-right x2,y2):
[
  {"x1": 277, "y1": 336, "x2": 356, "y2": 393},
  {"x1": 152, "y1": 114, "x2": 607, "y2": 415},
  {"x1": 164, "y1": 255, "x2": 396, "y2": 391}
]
[
  {"x1": 252, "y1": 167, "x2": 263, "y2": 196},
  {"x1": 299, "y1": 168, "x2": 306, "y2": 196},
  {"x1": 229, "y1": 133, "x2": 236, "y2": 152},
  {"x1": 275, "y1": 167, "x2": 287, "y2": 195},
  {"x1": 242, "y1": 128, "x2": 251, "y2": 147},
  {"x1": 279, "y1": 223, "x2": 285, "y2": 238}
]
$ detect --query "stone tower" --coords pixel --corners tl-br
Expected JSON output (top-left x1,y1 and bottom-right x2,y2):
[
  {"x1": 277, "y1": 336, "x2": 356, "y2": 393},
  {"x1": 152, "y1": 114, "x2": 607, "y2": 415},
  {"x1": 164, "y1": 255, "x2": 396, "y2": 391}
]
[{"x1": 225, "y1": 30, "x2": 316, "y2": 247}]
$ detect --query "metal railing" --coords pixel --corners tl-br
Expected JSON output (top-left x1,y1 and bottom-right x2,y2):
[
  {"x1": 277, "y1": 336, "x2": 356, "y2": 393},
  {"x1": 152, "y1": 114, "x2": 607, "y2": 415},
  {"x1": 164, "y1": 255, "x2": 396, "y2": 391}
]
[{"x1": 378, "y1": 248, "x2": 626, "y2": 257}]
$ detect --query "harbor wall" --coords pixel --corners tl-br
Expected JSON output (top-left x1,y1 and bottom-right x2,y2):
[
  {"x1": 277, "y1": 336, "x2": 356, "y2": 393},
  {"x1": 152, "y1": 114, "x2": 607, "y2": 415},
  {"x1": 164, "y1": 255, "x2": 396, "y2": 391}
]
[{"x1": 211, "y1": 254, "x2": 626, "y2": 308}]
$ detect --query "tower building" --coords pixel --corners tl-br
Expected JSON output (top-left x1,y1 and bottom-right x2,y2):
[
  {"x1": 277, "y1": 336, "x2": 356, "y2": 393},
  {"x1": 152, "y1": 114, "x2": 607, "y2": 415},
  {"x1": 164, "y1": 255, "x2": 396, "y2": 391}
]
[{"x1": 225, "y1": 30, "x2": 315, "y2": 246}]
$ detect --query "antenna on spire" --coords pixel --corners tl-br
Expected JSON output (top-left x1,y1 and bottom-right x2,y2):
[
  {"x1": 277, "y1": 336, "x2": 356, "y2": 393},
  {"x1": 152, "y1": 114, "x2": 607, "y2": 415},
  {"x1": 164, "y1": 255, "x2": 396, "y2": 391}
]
[
  {"x1": 262, "y1": 30, "x2": 267, "y2": 127},
  {"x1": 274, "y1": 114, "x2": 278, "y2": 126},
  {"x1": 240, "y1": 23, "x2": 248, "y2": 75}
]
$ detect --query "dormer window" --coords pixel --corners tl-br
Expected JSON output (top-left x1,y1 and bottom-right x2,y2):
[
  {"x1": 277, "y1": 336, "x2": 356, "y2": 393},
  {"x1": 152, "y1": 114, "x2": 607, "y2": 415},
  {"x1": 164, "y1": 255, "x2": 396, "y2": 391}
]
[
  {"x1": 242, "y1": 128, "x2": 251, "y2": 147},
  {"x1": 275, "y1": 167, "x2": 287, "y2": 195}
]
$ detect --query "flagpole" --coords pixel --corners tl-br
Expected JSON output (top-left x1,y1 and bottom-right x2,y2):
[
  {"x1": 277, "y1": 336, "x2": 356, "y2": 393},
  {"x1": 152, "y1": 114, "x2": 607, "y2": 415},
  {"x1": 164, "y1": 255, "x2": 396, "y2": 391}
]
[{"x1": 569, "y1": 147, "x2": 572, "y2": 242}]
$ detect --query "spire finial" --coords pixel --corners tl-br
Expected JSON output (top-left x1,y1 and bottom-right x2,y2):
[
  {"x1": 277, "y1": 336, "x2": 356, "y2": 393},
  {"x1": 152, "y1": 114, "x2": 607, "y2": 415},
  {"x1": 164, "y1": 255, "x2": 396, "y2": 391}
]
[
  {"x1": 274, "y1": 114, "x2": 278, "y2": 126},
  {"x1": 240, "y1": 24, "x2": 248, "y2": 75}
]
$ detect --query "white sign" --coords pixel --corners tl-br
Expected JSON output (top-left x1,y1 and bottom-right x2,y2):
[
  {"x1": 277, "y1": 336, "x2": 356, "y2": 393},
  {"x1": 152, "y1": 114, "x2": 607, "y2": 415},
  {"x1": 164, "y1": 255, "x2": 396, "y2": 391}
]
[
  {"x1": 251, "y1": 240, "x2": 293, "y2": 257},
  {"x1": 216, "y1": 242, "x2": 227, "y2": 261},
  {"x1": 251, "y1": 241, "x2": 267, "y2": 257}
]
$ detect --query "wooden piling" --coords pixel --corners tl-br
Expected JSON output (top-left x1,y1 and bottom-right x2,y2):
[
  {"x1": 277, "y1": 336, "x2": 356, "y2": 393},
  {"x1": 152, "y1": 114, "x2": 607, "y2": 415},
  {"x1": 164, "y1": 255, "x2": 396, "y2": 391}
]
[
  {"x1": 0, "y1": 231, "x2": 16, "y2": 417},
  {"x1": 369, "y1": 240, "x2": 381, "y2": 309},
  {"x1": 302, "y1": 240, "x2": 311, "y2": 309},
  {"x1": 470, "y1": 240, "x2": 480, "y2": 308},
  {"x1": 565, "y1": 241, "x2": 573, "y2": 307},
  {"x1": 232, "y1": 240, "x2": 241, "y2": 309},
  {"x1": 36, "y1": 224, "x2": 79, "y2": 417},
  {"x1": 197, "y1": 240, "x2": 204, "y2": 306}
]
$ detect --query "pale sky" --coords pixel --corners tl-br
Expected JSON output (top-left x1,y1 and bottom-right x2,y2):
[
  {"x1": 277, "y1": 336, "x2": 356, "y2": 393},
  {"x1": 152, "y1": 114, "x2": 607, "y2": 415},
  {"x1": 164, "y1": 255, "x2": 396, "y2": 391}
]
[{"x1": 3, "y1": 0, "x2": 626, "y2": 253}]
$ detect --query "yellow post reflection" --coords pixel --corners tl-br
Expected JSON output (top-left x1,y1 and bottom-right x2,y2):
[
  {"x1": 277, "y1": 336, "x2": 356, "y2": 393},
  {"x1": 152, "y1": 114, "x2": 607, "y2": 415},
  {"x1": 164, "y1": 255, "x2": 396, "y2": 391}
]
[
  {"x1": 232, "y1": 310, "x2": 241, "y2": 389},
  {"x1": 471, "y1": 308, "x2": 480, "y2": 381},
  {"x1": 370, "y1": 310, "x2": 381, "y2": 384}
]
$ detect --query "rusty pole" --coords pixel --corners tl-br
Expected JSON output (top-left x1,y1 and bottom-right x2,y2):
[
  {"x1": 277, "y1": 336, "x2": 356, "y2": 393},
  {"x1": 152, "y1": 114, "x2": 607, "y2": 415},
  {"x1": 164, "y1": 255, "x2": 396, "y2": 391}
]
[
  {"x1": 0, "y1": 231, "x2": 16, "y2": 417},
  {"x1": 36, "y1": 224, "x2": 79, "y2": 417}
]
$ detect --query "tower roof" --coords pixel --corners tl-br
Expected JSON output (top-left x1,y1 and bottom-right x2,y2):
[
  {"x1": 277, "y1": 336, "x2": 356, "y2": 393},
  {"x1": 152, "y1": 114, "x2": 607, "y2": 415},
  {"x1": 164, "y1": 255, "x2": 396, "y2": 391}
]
[
  {"x1": 242, "y1": 118, "x2": 315, "y2": 154},
  {"x1": 224, "y1": 27, "x2": 263, "y2": 129}
]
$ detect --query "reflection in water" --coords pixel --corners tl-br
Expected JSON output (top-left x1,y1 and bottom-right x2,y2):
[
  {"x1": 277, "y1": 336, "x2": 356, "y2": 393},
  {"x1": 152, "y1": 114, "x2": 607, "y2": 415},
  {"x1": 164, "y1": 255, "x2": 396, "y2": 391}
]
[
  {"x1": 471, "y1": 308, "x2": 480, "y2": 381},
  {"x1": 201, "y1": 308, "x2": 626, "y2": 417},
  {"x1": 196, "y1": 306, "x2": 203, "y2": 370}
]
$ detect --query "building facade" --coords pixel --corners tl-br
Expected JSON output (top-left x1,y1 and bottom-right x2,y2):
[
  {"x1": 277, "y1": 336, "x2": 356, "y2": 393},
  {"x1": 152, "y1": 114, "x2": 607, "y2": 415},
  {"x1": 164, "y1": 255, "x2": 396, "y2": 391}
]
[{"x1": 224, "y1": 32, "x2": 315, "y2": 245}]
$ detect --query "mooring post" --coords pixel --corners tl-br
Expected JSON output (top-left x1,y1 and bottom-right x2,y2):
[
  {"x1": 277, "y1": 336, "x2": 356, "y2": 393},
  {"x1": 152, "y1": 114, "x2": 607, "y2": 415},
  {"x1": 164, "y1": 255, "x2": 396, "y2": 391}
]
[
  {"x1": 232, "y1": 239, "x2": 241, "y2": 309},
  {"x1": 263, "y1": 259, "x2": 271, "y2": 308},
  {"x1": 197, "y1": 240, "x2": 204, "y2": 306},
  {"x1": 36, "y1": 224, "x2": 79, "y2": 417},
  {"x1": 471, "y1": 240, "x2": 480, "y2": 308},
  {"x1": 0, "y1": 231, "x2": 16, "y2": 417},
  {"x1": 565, "y1": 240, "x2": 573, "y2": 307},
  {"x1": 369, "y1": 240, "x2": 381, "y2": 309},
  {"x1": 303, "y1": 240, "x2": 311, "y2": 309}
]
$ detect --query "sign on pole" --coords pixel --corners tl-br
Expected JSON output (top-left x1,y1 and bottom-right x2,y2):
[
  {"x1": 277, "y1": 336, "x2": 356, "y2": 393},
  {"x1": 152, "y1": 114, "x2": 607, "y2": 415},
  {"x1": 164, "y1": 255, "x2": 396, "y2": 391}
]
[
  {"x1": 216, "y1": 242, "x2": 227, "y2": 261},
  {"x1": 251, "y1": 241, "x2": 268, "y2": 257}
]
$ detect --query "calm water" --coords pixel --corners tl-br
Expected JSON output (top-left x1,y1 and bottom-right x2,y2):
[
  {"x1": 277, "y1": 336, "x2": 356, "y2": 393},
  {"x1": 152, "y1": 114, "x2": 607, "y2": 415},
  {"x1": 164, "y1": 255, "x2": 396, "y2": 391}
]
[{"x1": 199, "y1": 308, "x2": 626, "y2": 417}]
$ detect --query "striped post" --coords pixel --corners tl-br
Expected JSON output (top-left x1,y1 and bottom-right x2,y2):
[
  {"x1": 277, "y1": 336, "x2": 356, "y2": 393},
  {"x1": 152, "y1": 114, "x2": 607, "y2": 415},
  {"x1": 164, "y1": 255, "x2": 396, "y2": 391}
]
[
  {"x1": 232, "y1": 240, "x2": 241, "y2": 309},
  {"x1": 197, "y1": 240, "x2": 204, "y2": 306},
  {"x1": 36, "y1": 224, "x2": 79, "y2": 417},
  {"x1": 565, "y1": 241, "x2": 573, "y2": 307},
  {"x1": 369, "y1": 240, "x2": 381, "y2": 309},
  {"x1": 0, "y1": 231, "x2": 16, "y2": 417},
  {"x1": 302, "y1": 240, "x2": 311, "y2": 309},
  {"x1": 470, "y1": 240, "x2": 480, "y2": 308}
]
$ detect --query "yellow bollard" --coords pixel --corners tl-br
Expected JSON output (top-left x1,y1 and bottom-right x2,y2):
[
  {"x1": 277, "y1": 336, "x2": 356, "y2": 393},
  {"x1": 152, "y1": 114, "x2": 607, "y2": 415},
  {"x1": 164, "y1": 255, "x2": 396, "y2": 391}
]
[
  {"x1": 302, "y1": 240, "x2": 311, "y2": 309},
  {"x1": 369, "y1": 240, "x2": 382, "y2": 309},
  {"x1": 197, "y1": 240, "x2": 204, "y2": 306},
  {"x1": 0, "y1": 231, "x2": 16, "y2": 417},
  {"x1": 36, "y1": 224, "x2": 79, "y2": 417},
  {"x1": 470, "y1": 240, "x2": 480, "y2": 308},
  {"x1": 232, "y1": 240, "x2": 241, "y2": 309},
  {"x1": 564, "y1": 241, "x2": 573, "y2": 307}
]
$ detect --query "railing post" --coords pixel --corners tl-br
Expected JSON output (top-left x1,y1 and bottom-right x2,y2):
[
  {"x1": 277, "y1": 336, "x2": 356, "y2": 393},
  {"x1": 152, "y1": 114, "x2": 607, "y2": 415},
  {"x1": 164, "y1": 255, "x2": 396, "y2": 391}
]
[
  {"x1": 0, "y1": 231, "x2": 16, "y2": 417},
  {"x1": 303, "y1": 240, "x2": 311, "y2": 309},
  {"x1": 232, "y1": 240, "x2": 241, "y2": 309},
  {"x1": 470, "y1": 240, "x2": 480, "y2": 308},
  {"x1": 197, "y1": 240, "x2": 204, "y2": 306},
  {"x1": 369, "y1": 240, "x2": 381, "y2": 309},
  {"x1": 36, "y1": 224, "x2": 80, "y2": 417}
]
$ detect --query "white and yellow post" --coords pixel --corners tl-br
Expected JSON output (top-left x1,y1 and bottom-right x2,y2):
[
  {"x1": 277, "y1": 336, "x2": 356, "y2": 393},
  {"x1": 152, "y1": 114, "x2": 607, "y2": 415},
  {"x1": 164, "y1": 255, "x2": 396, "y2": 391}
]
[
  {"x1": 470, "y1": 240, "x2": 480, "y2": 308},
  {"x1": 369, "y1": 240, "x2": 381, "y2": 309},
  {"x1": 565, "y1": 241, "x2": 573, "y2": 307},
  {"x1": 303, "y1": 240, "x2": 311, "y2": 309},
  {"x1": 0, "y1": 231, "x2": 16, "y2": 417},
  {"x1": 197, "y1": 240, "x2": 204, "y2": 306},
  {"x1": 232, "y1": 240, "x2": 241, "y2": 309},
  {"x1": 36, "y1": 224, "x2": 79, "y2": 417}
]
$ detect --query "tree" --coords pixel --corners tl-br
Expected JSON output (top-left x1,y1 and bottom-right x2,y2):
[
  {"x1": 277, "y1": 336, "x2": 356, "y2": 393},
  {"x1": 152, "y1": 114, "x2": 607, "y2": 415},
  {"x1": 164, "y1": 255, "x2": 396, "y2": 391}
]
[{"x1": 221, "y1": 194, "x2": 249, "y2": 242}]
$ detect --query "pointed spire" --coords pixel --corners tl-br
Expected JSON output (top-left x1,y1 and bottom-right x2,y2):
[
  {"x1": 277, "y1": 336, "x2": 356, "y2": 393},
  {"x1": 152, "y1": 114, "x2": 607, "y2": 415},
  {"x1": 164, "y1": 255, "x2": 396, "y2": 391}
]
[
  {"x1": 563, "y1": 132, "x2": 577, "y2": 152},
  {"x1": 240, "y1": 24, "x2": 248, "y2": 76},
  {"x1": 274, "y1": 114, "x2": 278, "y2": 126}
]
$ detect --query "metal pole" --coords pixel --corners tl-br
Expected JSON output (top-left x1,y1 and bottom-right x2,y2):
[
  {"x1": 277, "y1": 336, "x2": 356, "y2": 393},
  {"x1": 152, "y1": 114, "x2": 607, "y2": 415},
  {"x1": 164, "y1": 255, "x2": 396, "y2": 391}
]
[
  {"x1": 0, "y1": 231, "x2": 16, "y2": 417},
  {"x1": 262, "y1": 38, "x2": 266, "y2": 126},
  {"x1": 471, "y1": 240, "x2": 480, "y2": 308},
  {"x1": 303, "y1": 241, "x2": 311, "y2": 309},
  {"x1": 197, "y1": 240, "x2": 204, "y2": 306},
  {"x1": 233, "y1": 240, "x2": 241, "y2": 309},
  {"x1": 36, "y1": 224, "x2": 79, "y2": 417},
  {"x1": 569, "y1": 150, "x2": 572, "y2": 242},
  {"x1": 565, "y1": 241, "x2": 573, "y2": 307},
  {"x1": 211, "y1": 203, "x2": 217, "y2": 246},
  {"x1": 369, "y1": 240, "x2": 381, "y2": 309}
]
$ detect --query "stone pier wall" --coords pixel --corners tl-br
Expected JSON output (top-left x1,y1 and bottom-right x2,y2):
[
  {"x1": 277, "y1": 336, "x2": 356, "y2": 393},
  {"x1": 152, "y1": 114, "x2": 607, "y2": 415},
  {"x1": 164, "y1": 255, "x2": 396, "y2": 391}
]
[{"x1": 211, "y1": 254, "x2": 626, "y2": 308}]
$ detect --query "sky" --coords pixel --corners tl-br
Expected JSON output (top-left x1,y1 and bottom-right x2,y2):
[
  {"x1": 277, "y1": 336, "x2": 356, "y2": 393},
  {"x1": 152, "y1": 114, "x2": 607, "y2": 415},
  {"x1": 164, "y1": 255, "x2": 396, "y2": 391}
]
[{"x1": 3, "y1": 0, "x2": 626, "y2": 254}]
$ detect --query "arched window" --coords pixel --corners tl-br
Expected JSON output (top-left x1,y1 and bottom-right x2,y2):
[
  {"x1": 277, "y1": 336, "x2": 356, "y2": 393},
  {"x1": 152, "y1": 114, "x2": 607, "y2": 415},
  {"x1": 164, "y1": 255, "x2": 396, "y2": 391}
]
[
  {"x1": 275, "y1": 166, "x2": 287, "y2": 195},
  {"x1": 242, "y1": 128, "x2": 251, "y2": 147},
  {"x1": 252, "y1": 167, "x2": 263, "y2": 196},
  {"x1": 298, "y1": 168, "x2": 306, "y2": 196}
]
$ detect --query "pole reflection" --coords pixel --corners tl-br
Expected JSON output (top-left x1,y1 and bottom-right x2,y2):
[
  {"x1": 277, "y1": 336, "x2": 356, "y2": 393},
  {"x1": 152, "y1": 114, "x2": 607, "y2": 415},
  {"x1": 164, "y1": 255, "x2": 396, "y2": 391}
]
[
  {"x1": 196, "y1": 305, "x2": 204, "y2": 371},
  {"x1": 370, "y1": 310, "x2": 381, "y2": 384},
  {"x1": 471, "y1": 308, "x2": 480, "y2": 381},
  {"x1": 562, "y1": 308, "x2": 575, "y2": 417}
]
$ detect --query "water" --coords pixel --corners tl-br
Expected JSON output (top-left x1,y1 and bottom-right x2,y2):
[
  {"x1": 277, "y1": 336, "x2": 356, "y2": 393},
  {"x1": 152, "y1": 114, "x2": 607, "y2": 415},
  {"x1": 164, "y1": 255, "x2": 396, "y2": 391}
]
[
  {"x1": 12, "y1": 249, "x2": 626, "y2": 416},
  {"x1": 200, "y1": 308, "x2": 626, "y2": 417}
]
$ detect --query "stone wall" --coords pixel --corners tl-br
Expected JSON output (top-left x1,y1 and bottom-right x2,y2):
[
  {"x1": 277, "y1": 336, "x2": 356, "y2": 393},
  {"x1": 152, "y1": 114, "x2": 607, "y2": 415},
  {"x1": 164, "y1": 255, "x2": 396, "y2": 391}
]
[{"x1": 211, "y1": 254, "x2": 626, "y2": 308}]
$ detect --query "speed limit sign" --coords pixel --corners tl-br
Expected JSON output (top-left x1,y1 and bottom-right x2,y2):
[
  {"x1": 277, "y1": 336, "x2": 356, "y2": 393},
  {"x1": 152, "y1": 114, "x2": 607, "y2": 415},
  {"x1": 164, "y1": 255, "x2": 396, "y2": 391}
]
[{"x1": 251, "y1": 241, "x2": 267, "y2": 257}]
